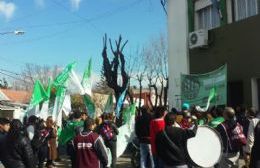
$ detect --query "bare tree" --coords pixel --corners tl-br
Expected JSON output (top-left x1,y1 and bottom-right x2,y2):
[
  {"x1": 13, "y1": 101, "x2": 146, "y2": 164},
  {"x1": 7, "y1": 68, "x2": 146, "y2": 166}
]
[
  {"x1": 143, "y1": 33, "x2": 168, "y2": 108},
  {"x1": 101, "y1": 34, "x2": 129, "y2": 109},
  {"x1": 13, "y1": 64, "x2": 61, "y2": 90}
]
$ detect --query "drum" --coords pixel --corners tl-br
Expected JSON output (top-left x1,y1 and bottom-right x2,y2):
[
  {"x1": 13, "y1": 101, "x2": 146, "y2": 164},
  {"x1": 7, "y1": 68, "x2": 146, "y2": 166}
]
[{"x1": 186, "y1": 126, "x2": 222, "y2": 168}]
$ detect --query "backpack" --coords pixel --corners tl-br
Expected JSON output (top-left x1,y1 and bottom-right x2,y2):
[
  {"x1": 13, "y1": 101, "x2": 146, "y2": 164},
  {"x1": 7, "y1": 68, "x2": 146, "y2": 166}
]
[
  {"x1": 222, "y1": 122, "x2": 247, "y2": 152},
  {"x1": 100, "y1": 123, "x2": 114, "y2": 141}
]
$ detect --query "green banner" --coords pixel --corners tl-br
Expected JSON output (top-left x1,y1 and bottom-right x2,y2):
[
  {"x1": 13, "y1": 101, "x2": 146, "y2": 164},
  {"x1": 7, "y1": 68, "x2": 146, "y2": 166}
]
[{"x1": 181, "y1": 65, "x2": 227, "y2": 107}]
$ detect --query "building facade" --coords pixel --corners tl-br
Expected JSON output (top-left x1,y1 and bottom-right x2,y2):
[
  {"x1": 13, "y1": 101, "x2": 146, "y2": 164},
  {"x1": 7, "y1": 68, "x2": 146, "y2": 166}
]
[{"x1": 188, "y1": 0, "x2": 260, "y2": 108}]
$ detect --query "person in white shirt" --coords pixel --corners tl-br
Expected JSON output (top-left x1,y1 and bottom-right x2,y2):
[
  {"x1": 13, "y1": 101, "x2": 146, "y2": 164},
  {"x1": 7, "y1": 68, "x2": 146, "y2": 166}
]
[{"x1": 244, "y1": 108, "x2": 260, "y2": 166}]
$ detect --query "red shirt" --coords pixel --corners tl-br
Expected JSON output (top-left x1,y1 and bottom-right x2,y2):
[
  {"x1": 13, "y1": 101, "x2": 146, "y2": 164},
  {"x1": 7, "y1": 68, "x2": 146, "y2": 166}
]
[
  {"x1": 180, "y1": 118, "x2": 192, "y2": 129},
  {"x1": 74, "y1": 132, "x2": 101, "y2": 168},
  {"x1": 150, "y1": 118, "x2": 165, "y2": 155}
]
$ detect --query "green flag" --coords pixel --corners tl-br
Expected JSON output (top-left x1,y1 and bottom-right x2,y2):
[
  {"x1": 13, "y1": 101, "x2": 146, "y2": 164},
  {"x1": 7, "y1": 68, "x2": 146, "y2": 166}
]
[
  {"x1": 123, "y1": 103, "x2": 136, "y2": 125},
  {"x1": 81, "y1": 58, "x2": 92, "y2": 95},
  {"x1": 104, "y1": 93, "x2": 113, "y2": 113},
  {"x1": 58, "y1": 120, "x2": 84, "y2": 145},
  {"x1": 195, "y1": 87, "x2": 217, "y2": 112},
  {"x1": 45, "y1": 79, "x2": 52, "y2": 100},
  {"x1": 30, "y1": 80, "x2": 47, "y2": 106},
  {"x1": 208, "y1": 87, "x2": 216, "y2": 103},
  {"x1": 53, "y1": 62, "x2": 76, "y2": 88},
  {"x1": 83, "y1": 95, "x2": 95, "y2": 118}
]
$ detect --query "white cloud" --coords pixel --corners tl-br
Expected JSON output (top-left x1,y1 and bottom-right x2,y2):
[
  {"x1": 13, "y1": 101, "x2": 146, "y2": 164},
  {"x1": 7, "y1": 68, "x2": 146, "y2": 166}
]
[
  {"x1": 35, "y1": 0, "x2": 45, "y2": 8},
  {"x1": 70, "y1": 0, "x2": 81, "y2": 10},
  {"x1": 0, "y1": 1, "x2": 16, "y2": 20}
]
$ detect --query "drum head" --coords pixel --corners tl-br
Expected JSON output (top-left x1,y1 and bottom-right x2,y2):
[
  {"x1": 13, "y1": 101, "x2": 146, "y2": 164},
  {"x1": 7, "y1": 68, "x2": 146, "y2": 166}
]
[{"x1": 187, "y1": 126, "x2": 222, "y2": 168}]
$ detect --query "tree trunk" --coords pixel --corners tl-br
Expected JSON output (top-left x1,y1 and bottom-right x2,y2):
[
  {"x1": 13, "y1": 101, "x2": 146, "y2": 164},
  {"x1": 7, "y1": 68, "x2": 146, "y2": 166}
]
[
  {"x1": 164, "y1": 78, "x2": 169, "y2": 107},
  {"x1": 138, "y1": 79, "x2": 142, "y2": 108},
  {"x1": 159, "y1": 80, "x2": 164, "y2": 106}
]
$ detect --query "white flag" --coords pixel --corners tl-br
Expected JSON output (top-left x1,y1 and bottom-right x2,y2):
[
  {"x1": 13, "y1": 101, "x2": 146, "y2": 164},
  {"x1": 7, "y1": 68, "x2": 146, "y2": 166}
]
[
  {"x1": 62, "y1": 94, "x2": 72, "y2": 116},
  {"x1": 70, "y1": 70, "x2": 85, "y2": 95},
  {"x1": 40, "y1": 101, "x2": 49, "y2": 120}
]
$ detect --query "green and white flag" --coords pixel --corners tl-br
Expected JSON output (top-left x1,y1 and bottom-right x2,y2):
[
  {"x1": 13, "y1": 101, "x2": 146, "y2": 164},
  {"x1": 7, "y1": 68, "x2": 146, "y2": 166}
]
[
  {"x1": 52, "y1": 62, "x2": 76, "y2": 122},
  {"x1": 40, "y1": 80, "x2": 52, "y2": 120},
  {"x1": 62, "y1": 94, "x2": 72, "y2": 117},
  {"x1": 27, "y1": 80, "x2": 47, "y2": 117},
  {"x1": 83, "y1": 94, "x2": 95, "y2": 118},
  {"x1": 53, "y1": 62, "x2": 76, "y2": 88},
  {"x1": 30, "y1": 80, "x2": 47, "y2": 106},
  {"x1": 195, "y1": 87, "x2": 217, "y2": 112},
  {"x1": 70, "y1": 70, "x2": 85, "y2": 95},
  {"x1": 81, "y1": 58, "x2": 92, "y2": 96},
  {"x1": 104, "y1": 93, "x2": 113, "y2": 113},
  {"x1": 123, "y1": 103, "x2": 136, "y2": 125},
  {"x1": 52, "y1": 86, "x2": 66, "y2": 122}
]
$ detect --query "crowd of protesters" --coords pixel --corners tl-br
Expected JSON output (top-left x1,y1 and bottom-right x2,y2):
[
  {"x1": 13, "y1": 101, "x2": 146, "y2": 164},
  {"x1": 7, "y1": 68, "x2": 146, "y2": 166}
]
[
  {"x1": 0, "y1": 109, "x2": 119, "y2": 168},
  {"x1": 0, "y1": 103, "x2": 260, "y2": 168},
  {"x1": 135, "y1": 105, "x2": 260, "y2": 168}
]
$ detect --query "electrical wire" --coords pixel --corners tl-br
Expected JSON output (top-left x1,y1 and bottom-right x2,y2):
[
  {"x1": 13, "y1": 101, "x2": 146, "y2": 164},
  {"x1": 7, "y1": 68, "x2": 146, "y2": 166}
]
[
  {"x1": 0, "y1": 71, "x2": 32, "y2": 84},
  {"x1": 0, "y1": 68, "x2": 33, "y2": 79}
]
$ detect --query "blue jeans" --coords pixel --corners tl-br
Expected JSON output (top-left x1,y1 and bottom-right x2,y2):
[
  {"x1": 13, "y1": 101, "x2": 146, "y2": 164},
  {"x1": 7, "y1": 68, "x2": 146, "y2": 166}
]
[
  {"x1": 153, "y1": 155, "x2": 164, "y2": 168},
  {"x1": 140, "y1": 143, "x2": 154, "y2": 168}
]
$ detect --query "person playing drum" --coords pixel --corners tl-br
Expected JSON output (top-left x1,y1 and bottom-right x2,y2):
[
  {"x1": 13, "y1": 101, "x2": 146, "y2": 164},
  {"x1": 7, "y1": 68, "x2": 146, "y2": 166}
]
[{"x1": 156, "y1": 112, "x2": 198, "y2": 168}]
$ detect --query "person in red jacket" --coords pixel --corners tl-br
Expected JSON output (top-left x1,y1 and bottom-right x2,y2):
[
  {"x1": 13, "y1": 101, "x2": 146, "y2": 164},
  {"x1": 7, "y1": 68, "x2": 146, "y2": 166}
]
[
  {"x1": 150, "y1": 106, "x2": 166, "y2": 168},
  {"x1": 74, "y1": 118, "x2": 108, "y2": 168}
]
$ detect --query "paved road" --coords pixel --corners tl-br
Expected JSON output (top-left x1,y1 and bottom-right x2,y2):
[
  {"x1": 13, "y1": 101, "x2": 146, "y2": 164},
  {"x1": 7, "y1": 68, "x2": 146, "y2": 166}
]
[{"x1": 51, "y1": 154, "x2": 132, "y2": 168}]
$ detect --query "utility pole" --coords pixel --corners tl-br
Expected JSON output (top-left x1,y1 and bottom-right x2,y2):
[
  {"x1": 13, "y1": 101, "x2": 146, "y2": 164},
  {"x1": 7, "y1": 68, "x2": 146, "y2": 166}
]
[{"x1": 168, "y1": 0, "x2": 189, "y2": 110}]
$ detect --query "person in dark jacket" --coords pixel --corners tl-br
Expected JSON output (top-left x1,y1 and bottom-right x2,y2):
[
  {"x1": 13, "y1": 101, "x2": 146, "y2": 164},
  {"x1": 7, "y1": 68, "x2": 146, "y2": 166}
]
[
  {"x1": 156, "y1": 112, "x2": 198, "y2": 168},
  {"x1": 135, "y1": 107, "x2": 154, "y2": 168},
  {"x1": 97, "y1": 113, "x2": 119, "y2": 168},
  {"x1": 250, "y1": 121, "x2": 260, "y2": 168},
  {"x1": 32, "y1": 119, "x2": 50, "y2": 168},
  {"x1": 0, "y1": 118, "x2": 10, "y2": 164},
  {"x1": 74, "y1": 118, "x2": 108, "y2": 168},
  {"x1": 2, "y1": 119, "x2": 35, "y2": 168}
]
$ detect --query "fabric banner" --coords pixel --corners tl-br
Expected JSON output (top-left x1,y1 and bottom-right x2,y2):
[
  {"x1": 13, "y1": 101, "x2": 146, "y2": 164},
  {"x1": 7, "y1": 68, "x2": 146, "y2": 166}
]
[
  {"x1": 62, "y1": 94, "x2": 72, "y2": 116},
  {"x1": 115, "y1": 88, "x2": 127, "y2": 118},
  {"x1": 53, "y1": 62, "x2": 76, "y2": 88},
  {"x1": 104, "y1": 93, "x2": 113, "y2": 113},
  {"x1": 81, "y1": 58, "x2": 92, "y2": 96},
  {"x1": 83, "y1": 94, "x2": 95, "y2": 119},
  {"x1": 52, "y1": 86, "x2": 66, "y2": 121},
  {"x1": 40, "y1": 80, "x2": 52, "y2": 120},
  {"x1": 116, "y1": 111, "x2": 135, "y2": 158},
  {"x1": 181, "y1": 65, "x2": 227, "y2": 107},
  {"x1": 70, "y1": 70, "x2": 85, "y2": 95}
]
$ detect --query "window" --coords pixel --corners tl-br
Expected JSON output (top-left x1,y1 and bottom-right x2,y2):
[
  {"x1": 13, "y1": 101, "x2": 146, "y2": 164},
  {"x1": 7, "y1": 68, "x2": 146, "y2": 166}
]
[
  {"x1": 234, "y1": 0, "x2": 259, "y2": 21},
  {"x1": 197, "y1": 5, "x2": 221, "y2": 30}
]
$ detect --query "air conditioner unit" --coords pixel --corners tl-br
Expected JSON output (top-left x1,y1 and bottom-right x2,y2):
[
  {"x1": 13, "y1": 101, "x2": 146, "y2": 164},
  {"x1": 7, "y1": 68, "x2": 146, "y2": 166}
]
[{"x1": 189, "y1": 29, "x2": 208, "y2": 49}]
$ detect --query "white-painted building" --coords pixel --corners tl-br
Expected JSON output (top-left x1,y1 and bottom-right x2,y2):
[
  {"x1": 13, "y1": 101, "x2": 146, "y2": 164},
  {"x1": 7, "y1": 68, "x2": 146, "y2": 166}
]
[{"x1": 168, "y1": 0, "x2": 260, "y2": 109}]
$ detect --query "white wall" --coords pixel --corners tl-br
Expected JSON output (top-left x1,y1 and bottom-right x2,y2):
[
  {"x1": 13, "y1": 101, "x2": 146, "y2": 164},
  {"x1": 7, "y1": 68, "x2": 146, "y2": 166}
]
[{"x1": 168, "y1": 0, "x2": 189, "y2": 109}]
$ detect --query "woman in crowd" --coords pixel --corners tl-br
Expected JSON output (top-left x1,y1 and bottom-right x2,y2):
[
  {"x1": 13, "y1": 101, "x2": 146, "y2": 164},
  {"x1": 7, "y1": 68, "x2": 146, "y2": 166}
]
[
  {"x1": 46, "y1": 116, "x2": 58, "y2": 168},
  {"x1": 2, "y1": 119, "x2": 35, "y2": 168}
]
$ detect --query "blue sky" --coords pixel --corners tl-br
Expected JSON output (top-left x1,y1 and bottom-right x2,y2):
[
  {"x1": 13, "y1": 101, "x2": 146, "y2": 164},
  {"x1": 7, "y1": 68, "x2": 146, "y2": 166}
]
[{"x1": 0, "y1": 0, "x2": 167, "y2": 81}]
